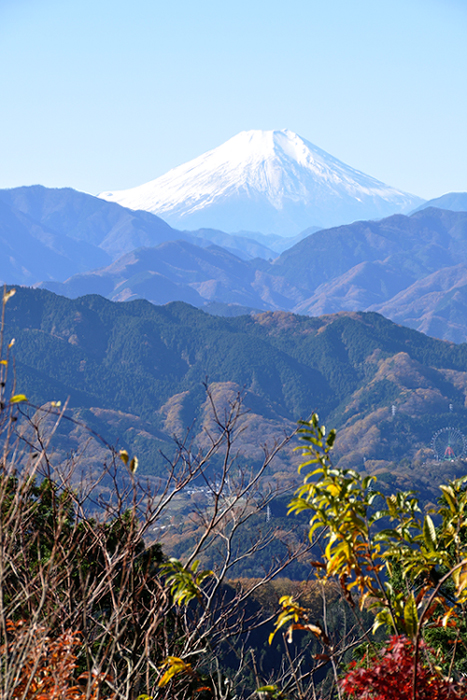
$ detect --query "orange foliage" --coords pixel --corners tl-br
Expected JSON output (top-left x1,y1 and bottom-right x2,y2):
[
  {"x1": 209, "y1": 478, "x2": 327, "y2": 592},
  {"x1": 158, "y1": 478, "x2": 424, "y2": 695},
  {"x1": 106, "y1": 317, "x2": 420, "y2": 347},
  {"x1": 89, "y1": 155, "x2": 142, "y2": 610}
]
[{"x1": 4, "y1": 620, "x2": 115, "y2": 700}]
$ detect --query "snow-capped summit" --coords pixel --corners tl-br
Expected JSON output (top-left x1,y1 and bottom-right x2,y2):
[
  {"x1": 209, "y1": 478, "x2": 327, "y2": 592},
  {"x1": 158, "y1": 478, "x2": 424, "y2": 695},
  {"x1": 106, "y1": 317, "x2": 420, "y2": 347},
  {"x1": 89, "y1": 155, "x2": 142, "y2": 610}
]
[{"x1": 98, "y1": 130, "x2": 424, "y2": 236}]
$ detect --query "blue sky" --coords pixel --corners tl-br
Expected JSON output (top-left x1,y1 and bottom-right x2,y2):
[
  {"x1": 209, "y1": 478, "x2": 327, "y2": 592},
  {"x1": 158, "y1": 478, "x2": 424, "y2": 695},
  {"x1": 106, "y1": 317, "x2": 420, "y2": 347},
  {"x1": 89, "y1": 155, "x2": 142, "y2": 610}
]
[{"x1": 1, "y1": 0, "x2": 466, "y2": 200}]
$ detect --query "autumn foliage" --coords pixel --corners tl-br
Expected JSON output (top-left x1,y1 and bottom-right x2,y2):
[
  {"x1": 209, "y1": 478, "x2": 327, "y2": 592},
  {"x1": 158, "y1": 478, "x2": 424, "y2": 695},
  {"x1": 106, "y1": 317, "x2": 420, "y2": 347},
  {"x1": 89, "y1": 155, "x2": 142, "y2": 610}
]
[
  {"x1": 3, "y1": 620, "x2": 115, "y2": 700},
  {"x1": 340, "y1": 635, "x2": 465, "y2": 700}
]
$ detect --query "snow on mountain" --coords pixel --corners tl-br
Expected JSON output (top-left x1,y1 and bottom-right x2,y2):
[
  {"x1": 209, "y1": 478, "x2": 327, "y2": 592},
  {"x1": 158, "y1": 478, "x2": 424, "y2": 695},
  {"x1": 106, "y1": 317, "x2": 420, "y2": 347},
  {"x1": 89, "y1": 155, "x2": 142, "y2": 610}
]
[{"x1": 98, "y1": 129, "x2": 424, "y2": 237}]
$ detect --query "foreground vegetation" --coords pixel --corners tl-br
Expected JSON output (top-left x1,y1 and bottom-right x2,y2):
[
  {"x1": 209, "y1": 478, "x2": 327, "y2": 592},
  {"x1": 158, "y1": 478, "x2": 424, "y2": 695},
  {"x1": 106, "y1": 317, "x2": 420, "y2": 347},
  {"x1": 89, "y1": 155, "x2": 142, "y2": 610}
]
[{"x1": 2, "y1": 287, "x2": 467, "y2": 699}]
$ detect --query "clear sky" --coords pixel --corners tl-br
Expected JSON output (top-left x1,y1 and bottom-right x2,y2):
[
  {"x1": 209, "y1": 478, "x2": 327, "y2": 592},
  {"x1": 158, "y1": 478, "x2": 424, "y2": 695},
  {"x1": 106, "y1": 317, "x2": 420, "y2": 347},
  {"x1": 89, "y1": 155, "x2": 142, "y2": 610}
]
[{"x1": 1, "y1": 0, "x2": 466, "y2": 200}]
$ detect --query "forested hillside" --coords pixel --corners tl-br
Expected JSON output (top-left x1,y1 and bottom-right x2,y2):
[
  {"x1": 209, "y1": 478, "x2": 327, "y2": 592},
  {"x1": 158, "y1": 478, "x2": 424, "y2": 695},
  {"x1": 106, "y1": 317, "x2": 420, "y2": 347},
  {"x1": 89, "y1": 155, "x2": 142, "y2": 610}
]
[{"x1": 4, "y1": 287, "x2": 467, "y2": 507}]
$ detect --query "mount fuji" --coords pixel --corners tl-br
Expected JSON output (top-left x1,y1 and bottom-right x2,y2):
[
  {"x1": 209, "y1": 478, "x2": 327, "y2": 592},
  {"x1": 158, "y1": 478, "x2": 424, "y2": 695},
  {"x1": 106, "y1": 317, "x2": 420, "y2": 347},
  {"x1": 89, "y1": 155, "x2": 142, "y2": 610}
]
[{"x1": 99, "y1": 129, "x2": 424, "y2": 237}]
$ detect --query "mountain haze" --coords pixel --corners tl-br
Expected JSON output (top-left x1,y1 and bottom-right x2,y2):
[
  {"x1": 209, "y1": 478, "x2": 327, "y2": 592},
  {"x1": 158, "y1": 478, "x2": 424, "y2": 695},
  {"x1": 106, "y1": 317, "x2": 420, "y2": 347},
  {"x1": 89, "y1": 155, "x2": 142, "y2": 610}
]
[
  {"x1": 43, "y1": 241, "x2": 268, "y2": 310},
  {"x1": 411, "y1": 192, "x2": 467, "y2": 214},
  {"x1": 43, "y1": 208, "x2": 467, "y2": 342},
  {"x1": 98, "y1": 130, "x2": 423, "y2": 236},
  {"x1": 4, "y1": 184, "x2": 467, "y2": 343},
  {"x1": 0, "y1": 185, "x2": 279, "y2": 286},
  {"x1": 0, "y1": 196, "x2": 111, "y2": 284}
]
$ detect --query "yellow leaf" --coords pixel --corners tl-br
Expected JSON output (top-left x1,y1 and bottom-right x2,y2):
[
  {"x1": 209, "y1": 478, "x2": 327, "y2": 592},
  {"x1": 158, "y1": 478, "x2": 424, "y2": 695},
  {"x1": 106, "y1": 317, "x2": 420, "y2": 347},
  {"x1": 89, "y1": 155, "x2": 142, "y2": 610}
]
[
  {"x1": 279, "y1": 595, "x2": 293, "y2": 605},
  {"x1": 404, "y1": 593, "x2": 418, "y2": 639},
  {"x1": 10, "y1": 394, "x2": 27, "y2": 404},
  {"x1": 3, "y1": 289, "x2": 15, "y2": 304},
  {"x1": 440, "y1": 485, "x2": 456, "y2": 513},
  {"x1": 158, "y1": 657, "x2": 192, "y2": 687},
  {"x1": 442, "y1": 608, "x2": 457, "y2": 627},
  {"x1": 455, "y1": 567, "x2": 467, "y2": 597},
  {"x1": 129, "y1": 456, "x2": 139, "y2": 473},
  {"x1": 119, "y1": 449, "x2": 129, "y2": 466}
]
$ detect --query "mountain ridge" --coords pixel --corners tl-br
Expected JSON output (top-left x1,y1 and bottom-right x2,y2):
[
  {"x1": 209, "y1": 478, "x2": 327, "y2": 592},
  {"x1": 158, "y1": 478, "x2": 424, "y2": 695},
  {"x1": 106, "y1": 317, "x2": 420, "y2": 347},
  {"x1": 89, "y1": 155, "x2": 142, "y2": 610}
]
[
  {"x1": 40, "y1": 207, "x2": 467, "y2": 342},
  {"x1": 5, "y1": 287, "x2": 467, "y2": 507},
  {"x1": 411, "y1": 192, "x2": 467, "y2": 214},
  {"x1": 4, "y1": 184, "x2": 467, "y2": 344},
  {"x1": 0, "y1": 185, "x2": 281, "y2": 285}
]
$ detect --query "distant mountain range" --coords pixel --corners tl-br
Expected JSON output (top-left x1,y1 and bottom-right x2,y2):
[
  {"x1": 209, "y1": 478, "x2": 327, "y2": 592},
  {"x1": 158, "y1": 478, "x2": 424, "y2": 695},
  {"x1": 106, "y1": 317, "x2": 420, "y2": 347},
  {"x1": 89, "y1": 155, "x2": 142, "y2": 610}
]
[
  {"x1": 98, "y1": 129, "x2": 423, "y2": 236},
  {"x1": 3, "y1": 182, "x2": 467, "y2": 342},
  {"x1": 411, "y1": 191, "x2": 467, "y2": 214},
  {"x1": 0, "y1": 185, "x2": 280, "y2": 285},
  {"x1": 40, "y1": 205, "x2": 467, "y2": 342}
]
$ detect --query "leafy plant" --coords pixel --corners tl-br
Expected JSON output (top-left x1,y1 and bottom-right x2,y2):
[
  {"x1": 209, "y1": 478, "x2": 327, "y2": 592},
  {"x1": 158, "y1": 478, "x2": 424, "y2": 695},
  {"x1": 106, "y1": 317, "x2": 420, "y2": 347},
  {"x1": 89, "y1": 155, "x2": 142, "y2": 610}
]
[
  {"x1": 341, "y1": 635, "x2": 465, "y2": 700},
  {"x1": 3, "y1": 619, "x2": 114, "y2": 700},
  {"x1": 271, "y1": 413, "x2": 467, "y2": 699}
]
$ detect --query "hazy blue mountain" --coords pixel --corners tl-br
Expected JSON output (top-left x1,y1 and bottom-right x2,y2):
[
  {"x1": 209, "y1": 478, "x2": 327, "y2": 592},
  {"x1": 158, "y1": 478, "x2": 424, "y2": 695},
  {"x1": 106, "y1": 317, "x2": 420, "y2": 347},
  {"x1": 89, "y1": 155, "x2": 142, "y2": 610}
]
[
  {"x1": 42, "y1": 241, "x2": 272, "y2": 310},
  {"x1": 272, "y1": 208, "x2": 467, "y2": 338},
  {"x1": 411, "y1": 192, "x2": 467, "y2": 214},
  {"x1": 0, "y1": 185, "x2": 178, "y2": 260},
  {"x1": 292, "y1": 260, "x2": 414, "y2": 316},
  {"x1": 179, "y1": 228, "x2": 276, "y2": 259},
  {"x1": 4, "y1": 184, "x2": 467, "y2": 343},
  {"x1": 271, "y1": 208, "x2": 467, "y2": 293},
  {"x1": 0, "y1": 197, "x2": 110, "y2": 284},
  {"x1": 39, "y1": 208, "x2": 467, "y2": 342},
  {"x1": 371, "y1": 264, "x2": 467, "y2": 343},
  {"x1": 0, "y1": 186, "x2": 279, "y2": 284}
]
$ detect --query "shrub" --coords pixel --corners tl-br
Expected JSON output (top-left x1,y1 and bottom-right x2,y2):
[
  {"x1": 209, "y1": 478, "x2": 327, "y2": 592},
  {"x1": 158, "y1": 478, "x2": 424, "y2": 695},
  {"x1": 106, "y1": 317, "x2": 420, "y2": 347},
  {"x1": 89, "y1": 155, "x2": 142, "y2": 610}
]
[
  {"x1": 341, "y1": 635, "x2": 465, "y2": 700},
  {"x1": 3, "y1": 619, "x2": 114, "y2": 700}
]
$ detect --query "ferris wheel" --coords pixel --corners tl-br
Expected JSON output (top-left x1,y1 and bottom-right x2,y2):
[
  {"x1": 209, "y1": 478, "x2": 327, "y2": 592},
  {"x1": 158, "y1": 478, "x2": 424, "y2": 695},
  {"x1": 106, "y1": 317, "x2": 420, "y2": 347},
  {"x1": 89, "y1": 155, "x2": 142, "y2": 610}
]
[{"x1": 431, "y1": 427, "x2": 467, "y2": 462}]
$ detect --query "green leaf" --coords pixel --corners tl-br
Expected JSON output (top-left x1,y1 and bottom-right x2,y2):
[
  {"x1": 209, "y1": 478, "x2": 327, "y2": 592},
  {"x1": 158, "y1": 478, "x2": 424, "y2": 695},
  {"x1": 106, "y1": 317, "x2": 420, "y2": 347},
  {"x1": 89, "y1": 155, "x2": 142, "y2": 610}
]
[
  {"x1": 368, "y1": 510, "x2": 386, "y2": 525},
  {"x1": 326, "y1": 429, "x2": 336, "y2": 447},
  {"x1": 403, "y1": 593, "x2": 418, "y2": 639},
  {"x1": 372, "y1": 608, "x2": 393, "y2": 634},
  {"x1": 423, "y1": 514, "x2": 437, "y2": 550},
  {"x1": 439, "y1": 485, "x2": 456, "y2": 513}
]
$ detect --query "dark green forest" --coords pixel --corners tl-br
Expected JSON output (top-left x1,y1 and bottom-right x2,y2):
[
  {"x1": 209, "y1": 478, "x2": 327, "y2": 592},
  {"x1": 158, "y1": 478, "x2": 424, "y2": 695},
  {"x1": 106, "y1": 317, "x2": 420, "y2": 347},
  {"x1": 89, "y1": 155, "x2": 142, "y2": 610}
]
[{"x1": 5, "y1": 287, "x2": 467, "y2": 484}]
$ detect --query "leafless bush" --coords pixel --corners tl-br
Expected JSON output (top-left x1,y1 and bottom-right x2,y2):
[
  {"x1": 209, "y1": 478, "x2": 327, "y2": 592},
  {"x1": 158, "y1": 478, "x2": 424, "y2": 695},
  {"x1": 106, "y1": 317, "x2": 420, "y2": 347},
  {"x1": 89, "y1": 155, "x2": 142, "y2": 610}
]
[{"x1": 0, "y1": 351, "x2": 308, "y2": 699}]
